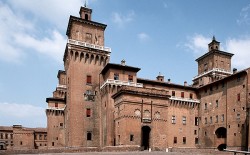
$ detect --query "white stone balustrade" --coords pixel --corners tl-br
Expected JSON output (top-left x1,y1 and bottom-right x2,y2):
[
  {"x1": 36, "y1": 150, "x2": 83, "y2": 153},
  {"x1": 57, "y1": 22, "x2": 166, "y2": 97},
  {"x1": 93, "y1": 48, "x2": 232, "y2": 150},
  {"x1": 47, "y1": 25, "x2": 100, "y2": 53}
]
[
  {"x1": 57, "y1": 84, "x2": 67, "y2": 89},
  {"x1": 100, "y1": 79, "x2": 143, "y2": 89},
  {"x1": 170, "y1": 96, "x2": 200, "y2": 103},
  {"x1": 193, "y1": 68, "x2": 233, "y2": 80},
  {"x1": 68, "y1": 39, "x2": 111, "y2": 52}
]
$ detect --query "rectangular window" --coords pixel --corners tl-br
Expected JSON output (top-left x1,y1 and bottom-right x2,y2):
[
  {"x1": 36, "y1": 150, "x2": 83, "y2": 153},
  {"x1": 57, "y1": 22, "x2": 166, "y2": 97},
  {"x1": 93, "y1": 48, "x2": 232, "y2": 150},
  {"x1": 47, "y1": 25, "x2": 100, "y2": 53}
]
[
  {"x1": 221, "y1": 114, "x2": 224, "y2": 122},
  {"x1": 60, "y1": 123, "x2": 63, "y2": 127},
  {"x1": 130, "y1": 134, "x2": 134, "y2": 141},
  {"x1": 194, "y1": 130, "x2": 197, "y2": 135},
  {"x1": 87, "y1": 132, "x2": 92, "y2": 141},
  {"x1": 86, "y1": 108, "x2": 91, "y2": 117},
  {"x1": 114, "y1": 73, "x2": 119, "y2": 80},
  {"x1": 183, "y1": 137, "x2": 186, "y2": 144},
  {"x1": 204, "y1": 103, "x2": 207, "y2": 110},
  {"x1": 216, "y1": 100, "x2": 218, "y2": 108},
  {"x1": 216, "y1": 115, "x2": 218, "y2": 123},
  {"x1": 181, "y1": 92, "x2": 184, "y2": 98},
  {"x1": 237, "y1": 93, "x2": 240, "y2": 101},
  {"x1": 237, "y1": 114, "x2": 240, "y2": 120},
  {"x1": 5, "y1": 134, "x2": 8, "y2": 139},
  {"x1": 190, "y1": 93, "x2": 193, "y2": 99},
  {"x1": 172, "y1": 91, "x2": 175, "y2": 97},
  {"x1": 0, "y1": 133, "x2": 3, "y2": 139},
  {"x1": 55, "y1": 103, "x2": 58, "y2": 108},
  {"x1": 195, "y1": 117, "x2": 199, "y2": 126},
  {"x1": 174, "y1": 137, "x2": 177, "y2": 144},
  {"x1": 204, "y1": 63, "x2": 208, "y2": 72},
  {"x1": 210, "y1": 117, "x2": 213, "y2": 124},
  {"x1": 205, "y1": 117, "x2": 207, "y2": 124},
  {"x1": 128, "y1": 75, "x2": 133, "y2": 82},
  {"x1": 195, "y1": 138, "x2": 199, "y2": 144},
  {"x1": 86, "y1": 75, "x2": 92, "y2": 84},
  {"x1": 182, "y1": 116, "x2": 186, "y2": 125},
  {"x1": 44, "y1": 135, "x2": 47, "y2": 140},
  {"x1": 172, "y1": 115, "x2": 176, "y2": 124},
  {"x1": 39, "y1": 134, "x2": 42, "y2": 140}
]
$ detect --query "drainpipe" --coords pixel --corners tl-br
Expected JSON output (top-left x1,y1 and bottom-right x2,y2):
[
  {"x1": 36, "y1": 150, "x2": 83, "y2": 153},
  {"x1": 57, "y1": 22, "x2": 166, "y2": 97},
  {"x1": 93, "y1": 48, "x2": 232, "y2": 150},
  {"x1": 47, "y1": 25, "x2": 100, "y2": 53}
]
[{"x1": 226, "y1": 80, "x2": 228, "y2": 149}]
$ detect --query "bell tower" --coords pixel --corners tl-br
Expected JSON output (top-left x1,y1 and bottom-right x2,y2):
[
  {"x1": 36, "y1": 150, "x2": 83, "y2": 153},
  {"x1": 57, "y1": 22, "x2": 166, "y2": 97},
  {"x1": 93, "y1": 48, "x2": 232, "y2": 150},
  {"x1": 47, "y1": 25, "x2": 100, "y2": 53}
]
[
  {"x1": 63, "y1": 4, "x2": 111, "y2": 147},
  {"x1": 79, "y1": 5, "x2": 92, "y2": 21},
  {"x1": 193, "y1": 36, "x2": 234, "y2": 87}
]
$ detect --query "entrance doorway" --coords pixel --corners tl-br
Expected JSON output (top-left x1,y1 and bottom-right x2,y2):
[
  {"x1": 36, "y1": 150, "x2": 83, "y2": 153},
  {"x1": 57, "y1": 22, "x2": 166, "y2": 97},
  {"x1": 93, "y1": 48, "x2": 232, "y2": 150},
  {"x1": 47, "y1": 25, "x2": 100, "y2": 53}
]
[{"x1": 141, "y1": 126, "x2": 151, "y2": 150}]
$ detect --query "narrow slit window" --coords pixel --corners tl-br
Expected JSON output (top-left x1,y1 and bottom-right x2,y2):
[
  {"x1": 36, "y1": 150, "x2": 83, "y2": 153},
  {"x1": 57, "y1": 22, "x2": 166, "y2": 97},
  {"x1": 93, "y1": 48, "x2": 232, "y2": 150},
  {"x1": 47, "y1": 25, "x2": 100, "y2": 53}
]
[
  {"x1": 181, "y1": 92, "x2": 184, "y2": 98},
  {"x1": 86, "y1": 108, "x2": 91, "y2": 117},
  {"x1": 87, "y1": 75, "x2": 92, "y2": 84}
]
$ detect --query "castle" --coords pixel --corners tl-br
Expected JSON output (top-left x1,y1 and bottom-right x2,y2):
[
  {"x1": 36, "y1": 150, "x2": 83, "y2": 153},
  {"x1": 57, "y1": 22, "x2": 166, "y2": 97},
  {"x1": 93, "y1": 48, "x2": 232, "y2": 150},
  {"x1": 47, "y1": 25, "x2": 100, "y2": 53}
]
[{"x1": 1, "y1": 5, "x2": 250, "y2": 152}]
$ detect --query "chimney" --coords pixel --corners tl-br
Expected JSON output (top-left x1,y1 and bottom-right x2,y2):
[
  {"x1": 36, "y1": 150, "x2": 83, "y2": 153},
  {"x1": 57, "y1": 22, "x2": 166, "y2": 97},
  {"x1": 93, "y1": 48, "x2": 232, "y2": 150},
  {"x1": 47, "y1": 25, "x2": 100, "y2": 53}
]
[
  {"x1": 121, "y1": 59, "x2": 126, "y2": 66},
  {"x1": 233, "y1": 68, "x2": 237, "y2": 74},
  {"x1": 184, "y1": 81, "x2": 187, "y2": 86},
  {"x1": 156, "y1": 72, "x2": 164, "y2": 82},
  {"x1": 168, "y1": 79, "x2": 171, "y2": 83}
]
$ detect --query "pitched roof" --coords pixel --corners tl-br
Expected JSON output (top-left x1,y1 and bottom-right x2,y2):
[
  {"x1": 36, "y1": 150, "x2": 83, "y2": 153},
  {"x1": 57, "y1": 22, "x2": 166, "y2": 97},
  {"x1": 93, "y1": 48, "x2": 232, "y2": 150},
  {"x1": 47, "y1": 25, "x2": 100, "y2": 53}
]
[{"x1": 101, "y1": 63, "x2": 141, "y2": 75}]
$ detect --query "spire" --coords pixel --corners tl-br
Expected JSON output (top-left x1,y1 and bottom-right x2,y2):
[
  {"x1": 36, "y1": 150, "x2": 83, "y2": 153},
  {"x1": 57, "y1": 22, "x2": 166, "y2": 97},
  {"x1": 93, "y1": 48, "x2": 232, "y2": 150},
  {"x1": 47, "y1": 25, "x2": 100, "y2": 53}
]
[
  {"x1": 84, "y1": 0, "x2": 87, "y2": 7},
  {"x1": 212, "y1": 35, "x2": 216, "y2": 41}
]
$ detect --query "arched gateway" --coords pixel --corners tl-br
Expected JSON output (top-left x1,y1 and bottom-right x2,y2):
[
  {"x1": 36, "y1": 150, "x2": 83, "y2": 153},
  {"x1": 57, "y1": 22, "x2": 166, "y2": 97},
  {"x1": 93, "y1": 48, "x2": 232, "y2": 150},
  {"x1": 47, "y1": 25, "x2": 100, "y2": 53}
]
[{"x1": 215, "y1": 127, "x2": 227, "y2": 151}]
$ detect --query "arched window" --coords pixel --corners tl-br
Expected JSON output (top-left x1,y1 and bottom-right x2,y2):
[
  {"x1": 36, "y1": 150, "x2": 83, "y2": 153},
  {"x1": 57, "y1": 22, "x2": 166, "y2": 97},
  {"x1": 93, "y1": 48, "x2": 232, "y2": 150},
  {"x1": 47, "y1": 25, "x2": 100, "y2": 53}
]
[{"x1": 85, "y1": 14, "x2": 88, "y2": 20}]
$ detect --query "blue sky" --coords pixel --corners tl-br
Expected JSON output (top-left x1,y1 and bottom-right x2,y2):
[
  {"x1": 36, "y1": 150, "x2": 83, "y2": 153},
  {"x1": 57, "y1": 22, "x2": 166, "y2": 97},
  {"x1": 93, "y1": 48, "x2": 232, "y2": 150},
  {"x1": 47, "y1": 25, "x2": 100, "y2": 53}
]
[{"x1": 0, "y1": 0, "x2": 250, "y2": 127}]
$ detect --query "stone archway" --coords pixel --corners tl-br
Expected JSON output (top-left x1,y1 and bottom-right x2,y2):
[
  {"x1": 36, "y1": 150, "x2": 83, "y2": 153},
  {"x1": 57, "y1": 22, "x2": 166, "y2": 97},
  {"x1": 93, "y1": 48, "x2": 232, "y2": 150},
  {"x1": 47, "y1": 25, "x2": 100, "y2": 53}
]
[
  {"x1": 141, "y1": 126, "x2": 151, "y2": 150},
  {"x1": 215, "y1": 127, "x2": 227, "y2": 138},
  {"x1": 215, "y1": 127, "x2": 227, "y2": 151}
]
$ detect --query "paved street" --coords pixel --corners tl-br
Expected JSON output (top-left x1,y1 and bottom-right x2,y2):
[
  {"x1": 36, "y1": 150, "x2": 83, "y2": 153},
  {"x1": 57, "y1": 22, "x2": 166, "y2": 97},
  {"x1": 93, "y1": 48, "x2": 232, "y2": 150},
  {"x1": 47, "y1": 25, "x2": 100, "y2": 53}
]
[{"x1": 16, "y1": 151, "x2": 232, "y2": 155}]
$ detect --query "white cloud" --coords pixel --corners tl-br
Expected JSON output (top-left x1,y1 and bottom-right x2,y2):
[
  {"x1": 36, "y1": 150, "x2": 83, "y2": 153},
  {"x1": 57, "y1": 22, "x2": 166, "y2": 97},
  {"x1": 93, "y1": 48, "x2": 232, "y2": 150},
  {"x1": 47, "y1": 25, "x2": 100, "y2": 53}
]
[
  {"x1": 225, "y1": 37, "x2": 250, "y2": 69},
  {"x1": 14, "y1": 30, "x2": 66, "y2": 62},
  {"x1": 185, "y1": 34, "x2": 250, "y2": 70},
  {"x1": 184, "y1": 34, "x2": 211, "y2": 56},
  {"x1": 7, "y1": 0, "x2": 83, "y2": 30},
  {"x1": 0, "y1": 2, "x2": 66, "y2": 63},
  {"x1": 137, "y1": 32, "x2": 150, "y2": 42},
  {"x1": 0, "y1": 102, "x2": 46, "y2": 127},
  {"x1": 237, "y1": 4, "x2": 250, "y2": 25},
  {"x1": 111, "y1": 11, "x2": 135, "y2": 27}
]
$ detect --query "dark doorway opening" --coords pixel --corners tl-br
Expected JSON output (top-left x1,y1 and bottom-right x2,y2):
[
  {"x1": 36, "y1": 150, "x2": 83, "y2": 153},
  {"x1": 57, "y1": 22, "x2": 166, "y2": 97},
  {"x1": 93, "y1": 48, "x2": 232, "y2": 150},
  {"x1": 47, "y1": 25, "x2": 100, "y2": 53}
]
[
  {"x1": 85, "y1": 14, "x2": 89, "y2": 20},
  {"x1": 215, "y1": 127, "x2": 227, "y2": 138},
  {"x1": 141, "y1": 126, "x2": 151, "y2": 150},
  {"x1": 217, "y1": 144, "x2": 227, "y2": 151}
]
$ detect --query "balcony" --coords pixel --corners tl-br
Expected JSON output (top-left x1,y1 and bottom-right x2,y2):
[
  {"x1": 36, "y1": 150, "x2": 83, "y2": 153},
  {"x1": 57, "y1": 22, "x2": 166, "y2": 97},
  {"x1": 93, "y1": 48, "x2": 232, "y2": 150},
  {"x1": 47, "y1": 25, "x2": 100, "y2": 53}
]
[
  {"x1": 142, "y1": 118, "x2": 151, "y2": 123},
  {"x1": 100, "y1": 79, "x2": 143, "y2": 89},
  {"x1": 193, "y1": 68, "x2": 233, "y2": 81},
  {"x1": 46, "y1": 107, "x2": 65, "y2": 111},
  {"x1": 170, "y1": 96, "x2": 200, "y2": 103},
  {"x1": 68, "y1": 39, "x2": 111, "y2": 52}
]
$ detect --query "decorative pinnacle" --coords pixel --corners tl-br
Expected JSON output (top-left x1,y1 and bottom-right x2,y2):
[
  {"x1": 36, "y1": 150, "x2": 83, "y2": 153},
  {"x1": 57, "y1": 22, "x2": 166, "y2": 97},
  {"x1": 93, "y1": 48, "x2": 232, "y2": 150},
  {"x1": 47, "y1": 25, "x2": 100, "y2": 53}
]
[
  {"x1": 212, "y1": 35, "x2": 216, "y2": 41},
  {"x1": 84, "y1": 0, "x2": 87, "y2": 7}
]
